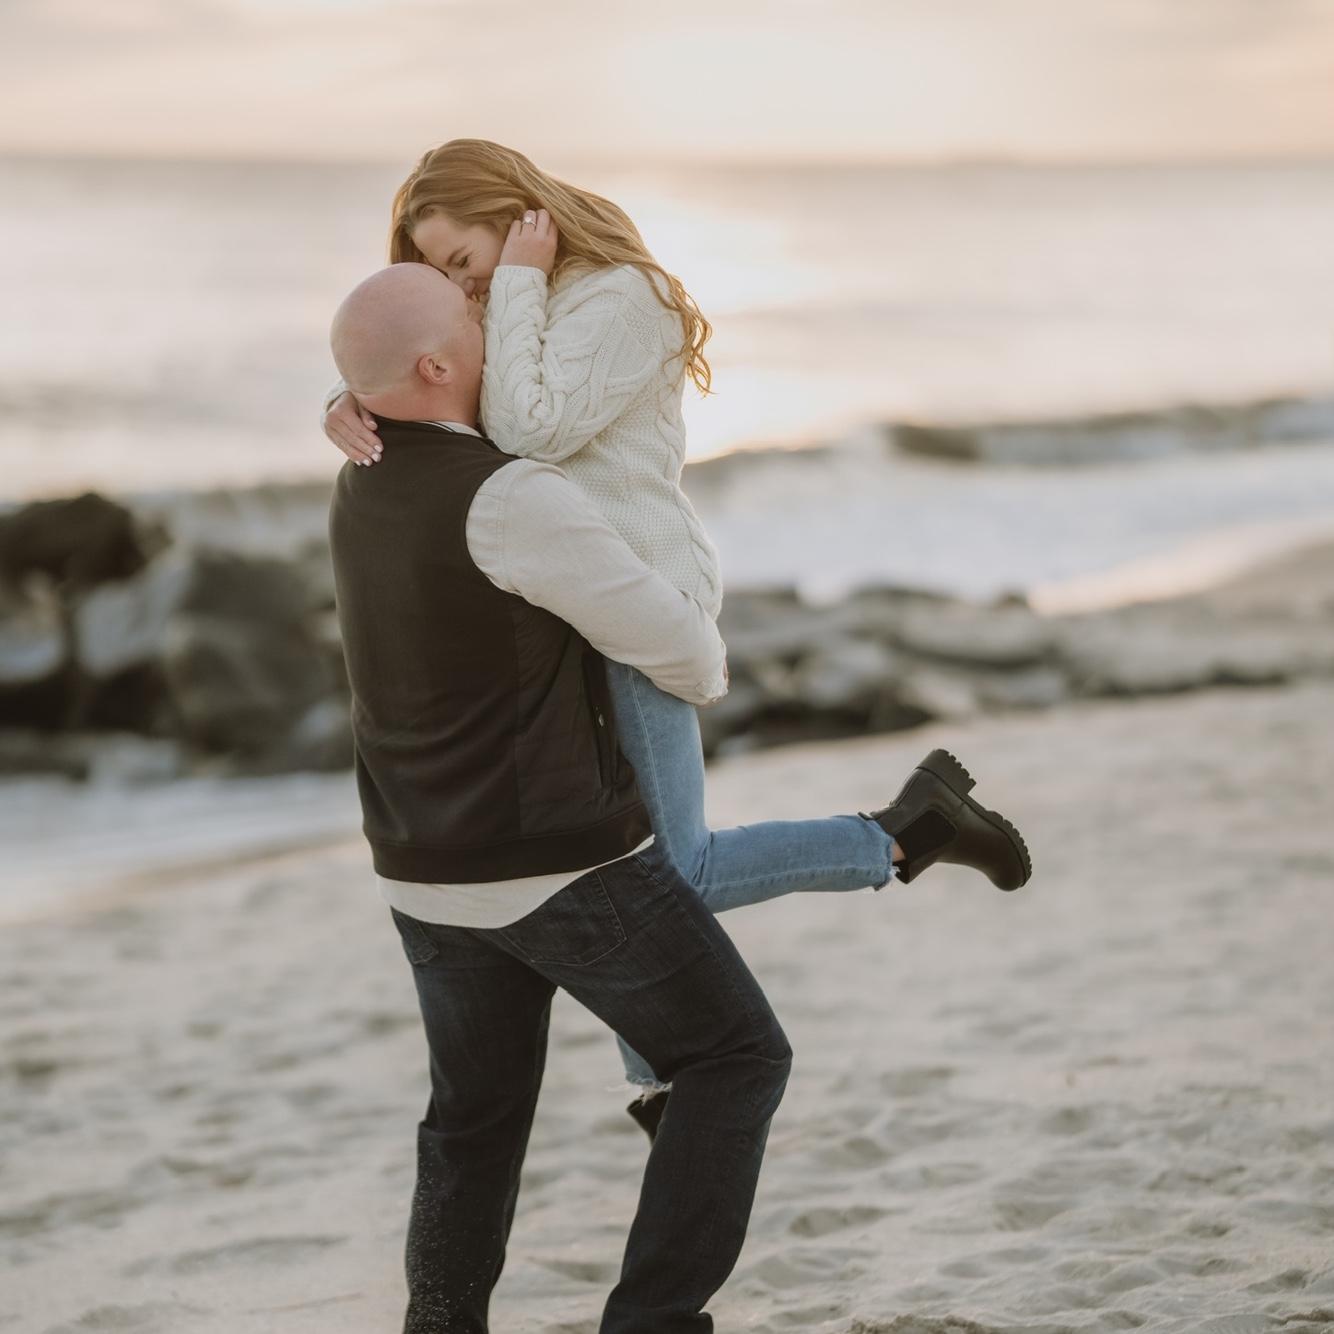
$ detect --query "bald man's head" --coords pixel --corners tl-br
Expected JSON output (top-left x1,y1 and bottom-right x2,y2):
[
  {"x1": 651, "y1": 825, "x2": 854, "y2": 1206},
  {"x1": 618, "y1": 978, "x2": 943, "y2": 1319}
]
[{"x1": 330, "y1": 263, "x2": 480, "y2": 401}]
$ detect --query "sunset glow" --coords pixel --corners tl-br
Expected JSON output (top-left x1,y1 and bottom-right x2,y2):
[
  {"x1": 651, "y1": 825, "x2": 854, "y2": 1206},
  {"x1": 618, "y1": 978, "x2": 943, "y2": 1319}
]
[{"x1": 2, "y1": 0, "x2": 1332, "y2": 164}]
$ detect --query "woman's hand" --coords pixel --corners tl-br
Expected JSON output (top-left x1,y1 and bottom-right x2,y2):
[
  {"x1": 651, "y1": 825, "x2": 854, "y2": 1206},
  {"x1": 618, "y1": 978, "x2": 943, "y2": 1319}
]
[
  {"x1": 498, "y1": 208, "x2": 558, "y2": 276},
  {"x1": 323, "y1": 391, "x2": 382, "y2": 466}
]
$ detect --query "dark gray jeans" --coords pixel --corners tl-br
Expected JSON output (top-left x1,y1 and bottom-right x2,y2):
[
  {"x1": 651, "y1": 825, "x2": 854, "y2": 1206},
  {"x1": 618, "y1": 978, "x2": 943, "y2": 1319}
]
[{"x1": 388, "y1": 849, "x2": 793, "y2": 1334}]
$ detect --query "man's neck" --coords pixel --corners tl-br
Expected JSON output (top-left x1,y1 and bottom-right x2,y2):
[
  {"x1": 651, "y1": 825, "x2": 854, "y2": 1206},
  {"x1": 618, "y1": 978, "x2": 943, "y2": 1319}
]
[
  {"x1": 362, "y1": 392, "x2": 479, "y2": 431},
  {"x1": 425, "y1": 419, "x2": 483, "y2": 437}
]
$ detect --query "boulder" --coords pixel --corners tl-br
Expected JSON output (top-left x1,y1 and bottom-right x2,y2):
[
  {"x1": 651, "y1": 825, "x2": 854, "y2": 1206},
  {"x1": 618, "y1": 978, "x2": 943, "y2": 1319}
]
[
  {"x1": 1053, "y1": 605, "x2": 1329, "y2": 696},
  {"x1": 975, "y1": 665, "x2": 1071, "y2": 711},
  {"x1": 0, "y1": 492, "x2": 148, "y2": 590},
  {"x1": 695, "y1": 676, "x2": 768, "y2": 758},
  {"x1": 177, "y1": 549, "x2": 319, "y2": 624},
  {"x1": 892, "y1": 664, "x2": 980, "y2": 721},
  {"x1": 276, "y1": 697, "x2": 355, "y2": 773},
  {"x1": 0, "y1": 588, "x2": 64, "y2": 687},
  {"x1": 791, "y1": 638, "x2": 898, "y2": 713},
  {"x1": 0, "y1": 730, "x2": 184, "y2": 782},
  {"x1": 73, "y1": 554, "x2": 192, "y2": 679},
  {"x1": 0, "y1": 586, "x2": 71, "y2": 729},
  {"x1": 162, "y1": 614, "x2": 338, "y2": 756},
  {"x1": 890, "y1": 601, "x2": 1054, "y2": 668}
]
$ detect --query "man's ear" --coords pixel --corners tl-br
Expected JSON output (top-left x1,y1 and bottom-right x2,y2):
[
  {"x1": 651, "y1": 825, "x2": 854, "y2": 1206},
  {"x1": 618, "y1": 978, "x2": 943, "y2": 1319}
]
[{"x1": 416, "y1": 352, "x2": 451, "y2": 387}]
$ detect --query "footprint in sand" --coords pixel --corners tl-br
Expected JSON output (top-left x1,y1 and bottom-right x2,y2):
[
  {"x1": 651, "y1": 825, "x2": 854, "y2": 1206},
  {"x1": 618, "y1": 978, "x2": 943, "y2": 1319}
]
[
  {"x1": 991, "y1": 1193, "x2": 1076, "y2": 1230},
  {"x1": 812, "y1": 1133, "x2": 894, "y2": 1169},
  {"x1": 40, "y1": 1300, "x2": 199, "y2": 1333},
  {"x1": 877, "y1": 1066, "x2": 957, "y2": 1098},
  {"x1": 120, "y1": 1233, "x2": 345, "y2": 1277},
  {"x1": 745, "y1": 1245, "x2": 874, "y2": 1291},
  {"x1": 530, "y1": 1255, "x2": 621, "y2": 1285},
  {"x1": 769, "y1": 1297, "x2": 851, "y2": 1327},
  {"x1": 787, "y1": 1203, "x2": 890, "y2": 1237}
]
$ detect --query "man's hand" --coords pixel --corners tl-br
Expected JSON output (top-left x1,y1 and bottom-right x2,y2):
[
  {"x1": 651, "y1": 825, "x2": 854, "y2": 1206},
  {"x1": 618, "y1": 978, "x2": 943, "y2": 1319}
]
[
  {"x1": 498, "y1": 208, "x2": 558, "y2": 276},
  {"x1": 324, "y1": 391, "x2": 382, "y2": 467}
]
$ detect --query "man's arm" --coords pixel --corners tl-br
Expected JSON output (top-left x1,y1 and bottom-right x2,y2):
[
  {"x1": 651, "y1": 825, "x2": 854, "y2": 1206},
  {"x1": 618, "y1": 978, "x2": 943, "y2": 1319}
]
[{"x1": 466, "y1": 460, "x2": 726, "y2": 705}]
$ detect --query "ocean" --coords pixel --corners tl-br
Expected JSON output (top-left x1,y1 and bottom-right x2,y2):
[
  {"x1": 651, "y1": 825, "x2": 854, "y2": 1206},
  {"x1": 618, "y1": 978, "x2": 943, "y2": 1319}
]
[{"x1": 3, "y1": 152, "x2": 1333, "y2": 600}]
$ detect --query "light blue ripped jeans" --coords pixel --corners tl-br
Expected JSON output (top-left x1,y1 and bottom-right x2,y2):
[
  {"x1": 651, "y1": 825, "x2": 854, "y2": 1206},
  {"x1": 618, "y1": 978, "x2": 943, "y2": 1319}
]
[{"x1": 604, "y1": 659, "x2": 897, "y2": 1092}]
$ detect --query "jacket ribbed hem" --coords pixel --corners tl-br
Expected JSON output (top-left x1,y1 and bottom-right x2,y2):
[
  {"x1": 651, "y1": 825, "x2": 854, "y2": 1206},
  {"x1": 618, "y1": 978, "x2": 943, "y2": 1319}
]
[{"x1": 368, "y1": 804, "x2": 652, "y2": 884}]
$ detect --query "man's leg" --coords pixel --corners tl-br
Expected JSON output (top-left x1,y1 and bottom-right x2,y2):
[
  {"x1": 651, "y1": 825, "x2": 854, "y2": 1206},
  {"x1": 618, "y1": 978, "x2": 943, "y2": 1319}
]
[
  {"x1": 479, "y1": 854, "x2": 793, "y2": 1334},
  {"x1": 387, "y1": 906, "x2": 557, "y2": 1334}
]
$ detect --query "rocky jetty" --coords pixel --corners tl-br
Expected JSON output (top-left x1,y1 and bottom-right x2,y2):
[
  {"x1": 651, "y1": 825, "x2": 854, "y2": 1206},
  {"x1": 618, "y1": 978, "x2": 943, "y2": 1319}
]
[
  {"x1": 2, "y1": 487, "x2": 1331, "y2": 778},
  {"x1": 0, "y1": 491, "x2": 348, "y2": 779},
  {"x1": 889, "y1": 392, "x2": 1334, "y2": 466}
]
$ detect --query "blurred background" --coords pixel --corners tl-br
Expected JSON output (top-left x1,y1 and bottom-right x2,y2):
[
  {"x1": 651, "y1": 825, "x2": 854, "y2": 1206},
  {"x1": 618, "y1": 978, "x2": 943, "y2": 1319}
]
[
  {"x1": 3, "y1": 0, "x2": 1333, "y2": 908},
  {"x1": 4, "y1": 5, "x2": 1334, "y2": 1331}
]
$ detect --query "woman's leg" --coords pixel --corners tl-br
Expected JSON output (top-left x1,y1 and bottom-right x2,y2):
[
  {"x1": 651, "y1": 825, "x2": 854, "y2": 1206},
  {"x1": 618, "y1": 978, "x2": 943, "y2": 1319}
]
[
  {"x1": 605, "y1": 660, "x2": 896, "y2": 910},
  {"x1": 604, "y1": 658, "x2": 897, "y2": 1092}
]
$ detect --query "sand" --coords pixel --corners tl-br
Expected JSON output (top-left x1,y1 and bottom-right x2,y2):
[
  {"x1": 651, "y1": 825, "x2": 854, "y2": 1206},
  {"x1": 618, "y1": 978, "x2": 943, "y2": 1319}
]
[{"x1": 4, "y1": 679, "x2": 1334, "y2": 1333}]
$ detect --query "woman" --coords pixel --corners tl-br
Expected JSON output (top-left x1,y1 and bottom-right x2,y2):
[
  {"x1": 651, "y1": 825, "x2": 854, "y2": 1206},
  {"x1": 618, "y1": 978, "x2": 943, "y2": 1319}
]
[{"x1": 322, "y1": 138, "x2": 1031, "y2": 1131}]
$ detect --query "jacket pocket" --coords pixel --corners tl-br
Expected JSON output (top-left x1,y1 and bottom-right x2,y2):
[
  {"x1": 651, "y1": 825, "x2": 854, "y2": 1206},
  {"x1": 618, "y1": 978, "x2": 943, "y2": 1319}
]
[{"x1": 582, "y1": 651, "x2": 614, "y2": 787}]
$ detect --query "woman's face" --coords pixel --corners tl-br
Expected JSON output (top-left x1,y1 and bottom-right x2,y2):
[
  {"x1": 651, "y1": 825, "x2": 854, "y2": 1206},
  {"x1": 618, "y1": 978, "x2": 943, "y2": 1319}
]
[{"x1": 410, "y1": 212, "x2": 506, "y2": 299}]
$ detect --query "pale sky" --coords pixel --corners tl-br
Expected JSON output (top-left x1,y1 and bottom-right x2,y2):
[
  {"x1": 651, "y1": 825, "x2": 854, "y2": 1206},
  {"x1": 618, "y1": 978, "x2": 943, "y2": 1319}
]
[{"x1": 2, "y1": 0, "x2": 1332, "y2": 164}]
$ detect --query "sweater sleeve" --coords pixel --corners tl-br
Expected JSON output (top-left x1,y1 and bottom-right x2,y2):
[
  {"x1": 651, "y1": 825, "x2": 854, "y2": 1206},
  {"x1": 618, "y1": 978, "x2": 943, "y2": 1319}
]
[
  {"x1": 320, "y1": 376, "x2": 350, "y2": 428},
  {"x1": 465, "y1": 460, "x2": 727, "y2": 706},
  {"x1": 480, "y1": 263, "x2": 677, "y2": 464}
]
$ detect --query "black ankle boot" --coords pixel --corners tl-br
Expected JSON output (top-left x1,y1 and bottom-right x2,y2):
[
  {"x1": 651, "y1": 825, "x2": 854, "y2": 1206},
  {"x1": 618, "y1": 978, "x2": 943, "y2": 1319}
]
[
  {"x1": 626, "y1": 1088, "x2": 670, "y2": 1143},
  {"x1": 864, "y1": 749, "x2": 1032, "y2": 891}
]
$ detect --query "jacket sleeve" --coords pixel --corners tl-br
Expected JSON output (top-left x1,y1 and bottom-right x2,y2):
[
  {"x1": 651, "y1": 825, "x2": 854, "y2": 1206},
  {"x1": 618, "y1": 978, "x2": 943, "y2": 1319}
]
[
  {"x1": 465, "y1": 460, "x2": 727, "y2": 705},
  {"x1": 480, "y1": 263, "x2": 679, "y2": 464}
]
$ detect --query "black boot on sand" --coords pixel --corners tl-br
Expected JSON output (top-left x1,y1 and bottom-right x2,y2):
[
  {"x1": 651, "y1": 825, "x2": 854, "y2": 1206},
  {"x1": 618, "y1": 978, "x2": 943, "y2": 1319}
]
[
  {"x1": 626, "y1": 1088, "x2": 671, "y2": 1143},
  {"x1": 863, "y1": 749, "x2": 1032, "y2": 891}
]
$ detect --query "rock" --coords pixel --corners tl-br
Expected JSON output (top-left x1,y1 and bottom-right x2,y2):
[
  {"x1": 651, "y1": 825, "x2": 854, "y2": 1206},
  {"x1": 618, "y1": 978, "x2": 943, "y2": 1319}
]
[
  {"x1": 695, "y1": 676, "x2": 768, "y2": 758},
  {"x1": 975, "y1": 666, "x2": 1071, "y2": 711},
  {"x1": 0, "y1": 492, "x2": 148, "y2": 590},
  {"x1": 162, "y1": 615, "x2": 338, "y2": 756},
  {"x1": 1054, "y1": 605, "x2": 1331, "y2": 696},
  {"x1": 310, "y1": 609, "x2": 349, "y2": 694},
  {"x1": 73, "y1": 554, "x2": 192, "y2": 678},
  {"x1": 0, "y1": 730, "x2": 184, "y2": 782},
  {"x1": 890, "y1": 393, "x2": 1334, "y2": 467},
  {"x1": 177, "y1": 549, "x2": 319, "y2": 624},
  {"x1": 891, "y1": 602, "x2": 1054, "y2": 668},
  {"x1": 281, "y1": 698, "x2": 354, "y2": 772},
  {"x1": 791, "y1": 638, "x2": 898, "y2": 712},
  {"x1": 0, "y1": 587, "x2": 64, "y2": 687},
  {"x1": 294, "y1": 539, "x2": 337, "y2": 614},
  {"x1": 0, "y1": 729, "x2": 89, "y2": 779},
  {"x1": 892, "y1": 665, "x2": 981, "y2": 721},
  {"x1": 720, "y1": 599, "x2": 845, "y2": 666},
  {"x1": 0, "y1": 586, "x2": 71, "y2": 729}
]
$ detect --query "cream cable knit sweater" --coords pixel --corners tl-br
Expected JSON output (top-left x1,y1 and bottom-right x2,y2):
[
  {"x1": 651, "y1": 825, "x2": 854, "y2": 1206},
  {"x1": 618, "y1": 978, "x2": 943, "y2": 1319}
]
[{"x1": 324, "y1": 261, "x2": 724, "y2": 620}]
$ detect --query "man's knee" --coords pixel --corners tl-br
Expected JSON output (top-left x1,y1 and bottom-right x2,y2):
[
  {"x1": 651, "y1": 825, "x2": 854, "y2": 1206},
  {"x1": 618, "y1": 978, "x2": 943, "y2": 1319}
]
[{"x1": 750, "y1": 1013, "x2": 793, "y2": 1078}]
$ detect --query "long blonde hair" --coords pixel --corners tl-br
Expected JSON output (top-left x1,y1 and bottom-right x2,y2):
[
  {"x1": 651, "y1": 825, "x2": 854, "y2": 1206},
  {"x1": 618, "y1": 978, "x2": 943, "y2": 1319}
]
[{"x1": 388, "y1": 138, "x2": 713, "y2": 395}]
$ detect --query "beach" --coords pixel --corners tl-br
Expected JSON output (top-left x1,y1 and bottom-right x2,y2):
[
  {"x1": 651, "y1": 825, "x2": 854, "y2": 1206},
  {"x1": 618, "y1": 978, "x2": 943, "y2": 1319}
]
[
  {"x1": 4, "y1": 145, "x2": 1334, "y2": 1334},
  {"x1": 5, "y1": 672, "x2": 1333, "y2": 1333}
]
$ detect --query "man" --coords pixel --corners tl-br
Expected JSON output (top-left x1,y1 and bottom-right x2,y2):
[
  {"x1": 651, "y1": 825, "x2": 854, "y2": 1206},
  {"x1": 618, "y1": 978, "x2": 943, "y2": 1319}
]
[
  {"x1": 328, "y1": 262, "x2": 1032, "y2": 1332},
  {"x1": 328, "y1": 262, "x2": 793, "y2": 1334}
]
